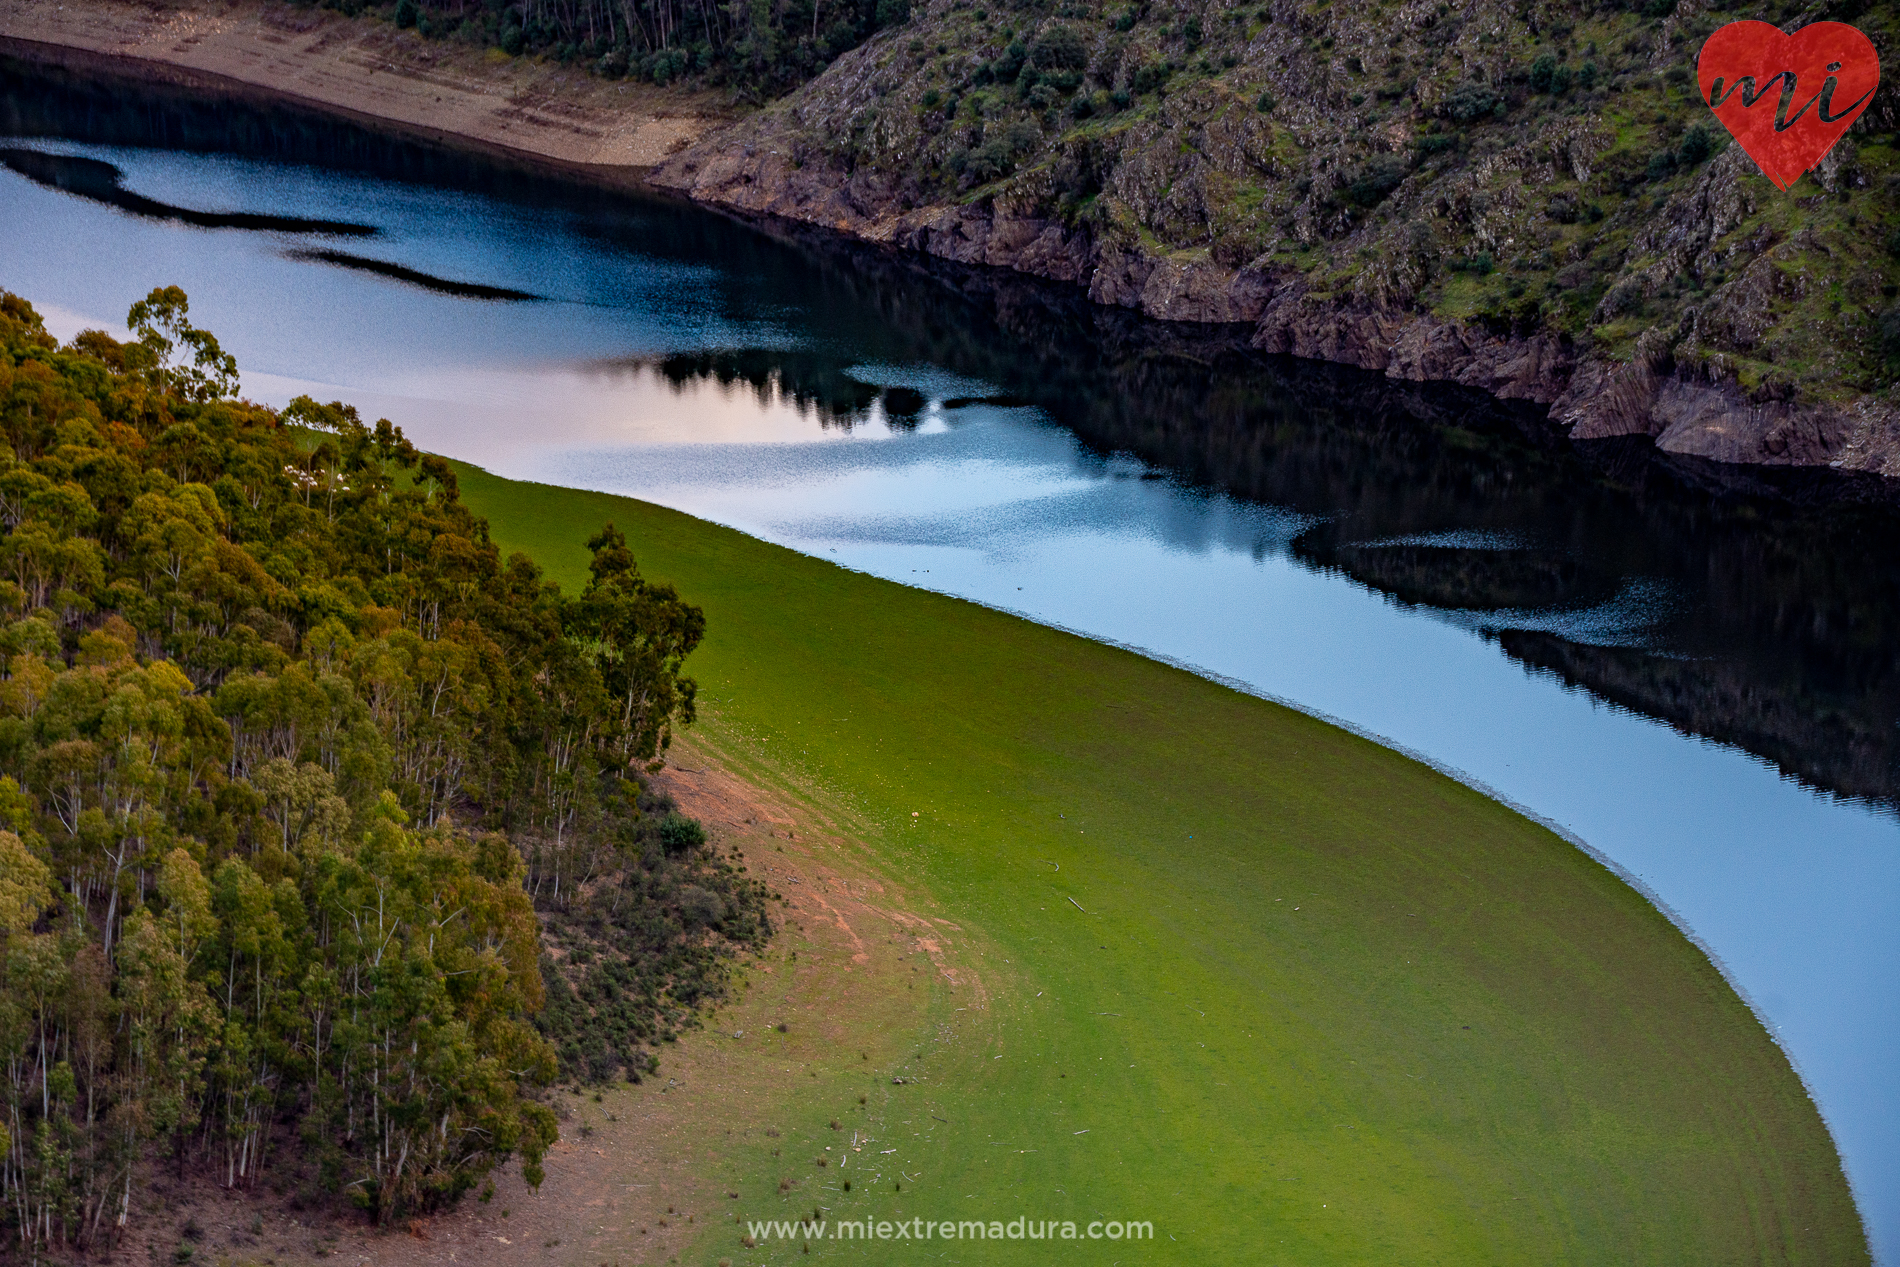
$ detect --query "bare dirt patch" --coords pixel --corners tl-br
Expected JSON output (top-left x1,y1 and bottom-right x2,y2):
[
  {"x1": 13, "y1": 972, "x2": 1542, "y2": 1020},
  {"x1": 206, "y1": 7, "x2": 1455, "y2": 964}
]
[
  {"x1": 0, "y1": 0, "x2": 739, "y2": 171},
  {"x1": 121, "y1": 729, "x2": 971, "y2": 1267}
]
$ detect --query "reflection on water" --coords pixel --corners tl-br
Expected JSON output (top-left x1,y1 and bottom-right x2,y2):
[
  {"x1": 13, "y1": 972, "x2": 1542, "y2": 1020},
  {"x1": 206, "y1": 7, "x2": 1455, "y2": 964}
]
[
  {"x1": 0, "y1": 144, "x2": 379, "y2": 234},
  {"x1": 2, "y1": 52, "x2": 1898, "y2": 1258},
  {"x1": 281, "y1": 247, "x2": 541, "y2": 301},
  {"x1": 650, "y1": 350, "x2": 944, "y2": 432}
]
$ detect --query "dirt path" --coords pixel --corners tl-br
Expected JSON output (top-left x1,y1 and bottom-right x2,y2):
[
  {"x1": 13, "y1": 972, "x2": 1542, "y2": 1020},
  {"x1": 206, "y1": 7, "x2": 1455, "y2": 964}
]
[
  {"x1": 0, "y1": 0, "x2": 737, "y2": 173},
  {"x1": 128, "y1": 731, "x2": 976, "y2": 1267}
]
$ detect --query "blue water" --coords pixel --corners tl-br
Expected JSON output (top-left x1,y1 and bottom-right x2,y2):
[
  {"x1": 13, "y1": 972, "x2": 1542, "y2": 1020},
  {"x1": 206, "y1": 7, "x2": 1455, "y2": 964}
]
[{"x1": 2, "y1": 138, "x2": 1895, "y2": 1258}]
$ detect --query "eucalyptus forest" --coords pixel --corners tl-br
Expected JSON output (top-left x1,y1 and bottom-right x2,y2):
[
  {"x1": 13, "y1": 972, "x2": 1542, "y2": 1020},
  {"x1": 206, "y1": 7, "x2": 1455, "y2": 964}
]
[{"x1": 0, "y1": 286, "x2": 769, "y2": 1251}]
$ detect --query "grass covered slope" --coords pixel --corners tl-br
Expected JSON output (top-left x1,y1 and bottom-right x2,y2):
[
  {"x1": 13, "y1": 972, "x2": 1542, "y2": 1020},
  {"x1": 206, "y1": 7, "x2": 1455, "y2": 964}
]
[{"x1": 459, "y1": 465, "x2": 1866, "y2": 1264}]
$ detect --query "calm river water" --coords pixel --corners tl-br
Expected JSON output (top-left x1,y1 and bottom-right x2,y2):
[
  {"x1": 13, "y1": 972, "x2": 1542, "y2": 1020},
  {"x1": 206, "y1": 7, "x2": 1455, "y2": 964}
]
[{"x1": 2, "y1": 59, "x2": 1897, "y2": 1258}]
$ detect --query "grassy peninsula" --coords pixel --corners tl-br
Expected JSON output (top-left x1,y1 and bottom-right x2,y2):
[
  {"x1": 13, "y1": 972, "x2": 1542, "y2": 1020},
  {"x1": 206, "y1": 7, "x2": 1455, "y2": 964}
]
[
  {"x1": 459, "y1": 464, "x2": 1867, "y2": 1264},
  {"x1": 0, "y1": 277, "x2": 1866, "y2": 1259}
]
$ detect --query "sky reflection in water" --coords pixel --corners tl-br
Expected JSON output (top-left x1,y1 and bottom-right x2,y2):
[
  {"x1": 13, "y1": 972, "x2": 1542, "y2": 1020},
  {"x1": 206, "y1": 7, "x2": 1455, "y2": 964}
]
[{"x1": 2, "y1": 139, "x2": 1896, "y2": 1259}]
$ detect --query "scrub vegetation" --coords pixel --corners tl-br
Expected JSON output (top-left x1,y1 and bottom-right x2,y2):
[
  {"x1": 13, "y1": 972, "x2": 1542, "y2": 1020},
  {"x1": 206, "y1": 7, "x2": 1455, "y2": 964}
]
[
  {"x1": 457, "y1": 464, "x2": 1869, "y2": 1265},
  {"x1": 355, "y1": 0, "x2": 917, "y2": 99},
  {"x1": 661, "y1": 0, "x2": 1900, "y2": 404},
  {"x1": 0, "y1": 288, "x2": 766, "y2": 1250}
]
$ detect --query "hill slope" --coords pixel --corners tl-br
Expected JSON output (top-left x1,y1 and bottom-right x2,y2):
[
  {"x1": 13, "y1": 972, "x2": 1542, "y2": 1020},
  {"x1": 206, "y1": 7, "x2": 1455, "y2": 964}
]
[{"x1": 649, "y1": 0, "x2": 1900, "y2": 473}]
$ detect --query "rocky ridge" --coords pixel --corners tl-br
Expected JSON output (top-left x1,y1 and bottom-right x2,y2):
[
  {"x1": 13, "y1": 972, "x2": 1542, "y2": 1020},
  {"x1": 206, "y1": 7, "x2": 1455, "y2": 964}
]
[{"x1": 649, "y1": 0, "x2": 1900, "y2": 474}]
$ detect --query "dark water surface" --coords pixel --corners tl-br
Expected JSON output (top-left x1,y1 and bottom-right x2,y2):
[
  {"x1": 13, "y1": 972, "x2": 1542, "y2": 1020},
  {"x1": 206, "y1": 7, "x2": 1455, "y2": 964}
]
[{"x1": 3, "y1": 53, "x2": 1898, "y2": 1257}]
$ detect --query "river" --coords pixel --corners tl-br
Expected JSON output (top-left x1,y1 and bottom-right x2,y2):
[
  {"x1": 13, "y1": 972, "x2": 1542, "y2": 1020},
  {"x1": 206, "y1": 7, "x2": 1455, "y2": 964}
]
[{"x1": 2, "y1": 55, "x2": 1897, "y2": 1259}]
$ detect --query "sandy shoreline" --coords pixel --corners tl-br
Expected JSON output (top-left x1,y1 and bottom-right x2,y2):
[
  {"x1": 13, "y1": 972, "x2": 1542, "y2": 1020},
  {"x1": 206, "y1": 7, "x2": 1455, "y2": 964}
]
[{"x1": 0, "y1": 0, "x2": 736, "y2": 180}]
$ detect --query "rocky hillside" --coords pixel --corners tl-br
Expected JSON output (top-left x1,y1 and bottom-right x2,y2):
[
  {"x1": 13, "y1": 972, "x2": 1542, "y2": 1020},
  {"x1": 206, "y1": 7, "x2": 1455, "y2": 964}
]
[{"x1": 649, "y1": 0, "x2": 1900, "y2": 473}]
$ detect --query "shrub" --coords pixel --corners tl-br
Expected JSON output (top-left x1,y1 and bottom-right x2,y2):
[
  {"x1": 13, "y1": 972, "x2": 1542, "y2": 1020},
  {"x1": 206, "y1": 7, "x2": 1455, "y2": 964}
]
[
  {"x1": 1031, "y1": 24, "x2": 1088, "y2": 72},
  {"x1": 1881, "y1": 302, "x2": 1900, "y2": 367},
  {"x1": 1344, "y1": 154, "x2": 1409, "y2": 207},
  {"x1": 659, "y1": 812, "x2": 707, "y2": 856},
  {"x1": 1132, "y1": 60, "x2": 1172, "y2": 93},
  {"x1": 1646, "y1": 149, "x2": 1677, "y2": 182},
  {"x1": 1529, "y1": 53, "x2": 1557, "y2": 93},
  {"x1": 993, "y1": 39, "x2": 1028, "y2": 81},
  {"x1": 1255, "y1": 91, "x2": 1276, "y2": 112},
  {"x1": 648, "y1": 48, "x2": 689, "y2": 84},
  {"x1": 1601, "y1": 279, "x2": 1646, "y2": 316},
  {"x1": 953, "y1": 121, "x2": 1041, "y2": 185},
  {"x1": 1677, "y1": 123, "x2": 1713, "y2": 167},
  {"x1": 395, "y1": 0, "x2": 417, "y2": 28},
  {"x1": 678, "y1": 886, "x2": 727, "y2": 928},
  {"x1": 876, "y1": 0, "x2": 910, "y2": 27},
  {"x1": 1444, "y1": 80, "x2": 1502, "y2": 123}
]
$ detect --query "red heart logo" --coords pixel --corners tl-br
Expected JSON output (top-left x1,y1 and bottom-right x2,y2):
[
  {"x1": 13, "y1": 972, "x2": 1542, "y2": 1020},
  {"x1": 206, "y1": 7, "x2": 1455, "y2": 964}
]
[{"x1": 1697, "y1": 21, "x2": 1880, "y2": 191}]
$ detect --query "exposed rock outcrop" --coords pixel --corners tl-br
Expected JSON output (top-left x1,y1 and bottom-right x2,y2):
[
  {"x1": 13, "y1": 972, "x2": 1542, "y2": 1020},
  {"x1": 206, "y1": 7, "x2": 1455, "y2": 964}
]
[{"x1": 651, "y1": 0, "x2": 1900, "y2": 473}]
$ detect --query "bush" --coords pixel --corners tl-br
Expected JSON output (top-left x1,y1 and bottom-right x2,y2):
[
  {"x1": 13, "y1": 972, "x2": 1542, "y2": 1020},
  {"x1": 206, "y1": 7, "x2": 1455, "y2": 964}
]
[
  {"x1": 876, "y1": 0, "x2": 910, "y2": 27},
  {"x1": 649, "y1": 48, "x2": 688, "y2": 84},
  {"x1": 1601, "y1": 279, "x2": 1646, "y2": 316},
  {"x1": 1182, "y1": 15, "x2": 1203, "y2": 47},
  {"x1": 1031, "y1": 24, "x2": 1088, "y2": 72},
  {"x1": 500, "y1": 22, "x2": 524, "y2": 54},
  {"x1": 658, "y1": 812, "x2": 707, "y2": 856},
  {"x1": 1529, "y1": 53, "x2": 1557, "y2": 93},
  {"x1": 1578, "y1": 61, "x2": 1598, "y2": 90},
  {"x1": 1450, "y1": 252, "x2": 1494, "y2": 275},
  {"x1": 1255, "y1": 91, "x2": 1276, "y2": 112},
  {"x1": 1677, "y1": 123, "x2": 1712, "y2": 167},
  {"x1": 1344, "y1": 154, "x2": 1409, "y2": 207},
  {"x1": 993, "y1": 38, "x2": 1028, "y2": 81},
  {"x1": 395, "y1": 0, "x2": 417, "y2": 27},
  {"x1": 1132, "y1": 60, "x2": 1172, "y2": 94},
  {"x1": 678, "y1": 885, "x2": 727, "y2": 928},
  {"x1": 954, "y1": 120, "x2": 1042, "y2": 185},
  {"x1": 1444, "y1": 80, "x2": 1502, "y2": 123},
  {"x1": 1646, "y1": 148, "x2": 1677, "y2": 182},
  {"x1": 1881, "y1": 302, "x2": 1900, "y2": 366}
]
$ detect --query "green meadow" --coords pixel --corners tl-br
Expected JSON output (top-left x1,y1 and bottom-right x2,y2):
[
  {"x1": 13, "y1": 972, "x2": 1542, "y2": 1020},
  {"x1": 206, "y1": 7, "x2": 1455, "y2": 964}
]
[{"x1": 457, "y1": 464, "x2": 1866, "y2": 1265}]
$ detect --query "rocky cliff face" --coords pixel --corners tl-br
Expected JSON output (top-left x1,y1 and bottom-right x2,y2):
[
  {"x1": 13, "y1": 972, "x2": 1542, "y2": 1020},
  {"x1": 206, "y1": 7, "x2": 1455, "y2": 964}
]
[{"x1": 650, "y1": 0, "x2": 1900, "y2": 473}]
